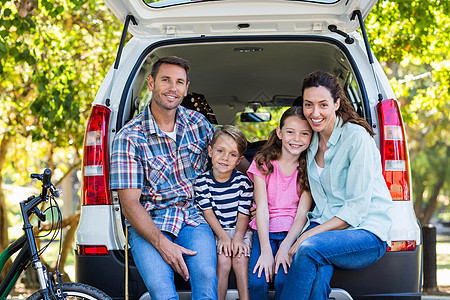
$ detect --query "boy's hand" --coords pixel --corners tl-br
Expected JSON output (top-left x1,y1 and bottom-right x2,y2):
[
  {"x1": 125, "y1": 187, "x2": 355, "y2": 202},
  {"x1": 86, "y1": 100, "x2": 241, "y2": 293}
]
[
  {"x1": 253, "y1": 250, "x2": 274, "y2": 283},
  {"x1": 231, "y1": 236, "x2": 250, "y2": 257},
  {"x1": 274, "y1": 242, "x2": 291, "y2": 275},
  {"x1": 217, "y1": 233, "x2": 232, "y2": 257}
]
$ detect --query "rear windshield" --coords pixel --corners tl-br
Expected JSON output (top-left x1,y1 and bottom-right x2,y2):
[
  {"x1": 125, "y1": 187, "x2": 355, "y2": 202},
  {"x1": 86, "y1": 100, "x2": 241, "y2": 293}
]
[{"x1": 145, "y1": 0, "x2": 340, "y2": 8}]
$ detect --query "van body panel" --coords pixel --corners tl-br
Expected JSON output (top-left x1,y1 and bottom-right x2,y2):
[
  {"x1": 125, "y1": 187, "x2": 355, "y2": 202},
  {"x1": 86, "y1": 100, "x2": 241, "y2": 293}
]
[
  {"x1": 103, "y1": 0, "x2": 377, "y2": 37},
  {"x1": 75, "y1": 205, "x2": 122, "y2": 249}
]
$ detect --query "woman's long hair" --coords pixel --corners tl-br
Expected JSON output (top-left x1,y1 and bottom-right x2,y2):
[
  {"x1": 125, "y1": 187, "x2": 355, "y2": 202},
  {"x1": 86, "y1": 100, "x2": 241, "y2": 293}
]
[
  {"x1": 302, "y1": 71, "x2": 374, "y2": 136},
  {"x1": 253, "y1": 106, "x2": 310, "y2": 194}
]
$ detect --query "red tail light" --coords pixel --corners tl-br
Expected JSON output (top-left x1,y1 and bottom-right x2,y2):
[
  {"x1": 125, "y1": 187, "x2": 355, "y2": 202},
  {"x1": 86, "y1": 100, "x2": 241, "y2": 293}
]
[
  {"x1": 386, "y1": 241, "x2": 416, "y2": 252},
  {"x1": 82, "y1": 105, "x2": 111, "y2": 205},
  {"x1": 376, "y1": 99, "x2": 410, "y2": 201},
  {"x1": 77, "y1": 245, "x2": 109, "y2": 256}
]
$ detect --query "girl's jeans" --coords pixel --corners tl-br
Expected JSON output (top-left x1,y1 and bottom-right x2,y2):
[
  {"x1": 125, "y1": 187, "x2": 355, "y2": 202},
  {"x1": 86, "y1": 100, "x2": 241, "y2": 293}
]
[
  {"x1": 248, "y1": 231, "x2": 288, "y2": 300},
  {"x1": 128, "y1": 223, "x2": 217, "y2": 300},
  {"x1": 280, "y1": 222, "x2": 387, "y2": 300}
]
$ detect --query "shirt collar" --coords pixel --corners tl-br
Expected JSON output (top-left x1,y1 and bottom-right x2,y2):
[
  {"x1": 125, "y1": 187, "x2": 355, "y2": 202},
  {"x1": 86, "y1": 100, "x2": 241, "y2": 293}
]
[
  {"x1": 327, "y1": 116, "x2": 344, "y2": 147},
  {"x1": 142, "y1": 102, "x2": 188, "y2": 141},
  {"x1": 307, "y1": 116, "x2": 343, "y2": 164}
]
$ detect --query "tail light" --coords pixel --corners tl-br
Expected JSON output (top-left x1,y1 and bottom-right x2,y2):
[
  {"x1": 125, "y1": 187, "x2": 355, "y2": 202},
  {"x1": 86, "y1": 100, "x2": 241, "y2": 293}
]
[
  {"x1": 386, "y1": 241, "x2": 416, "y2": 252},
  {"x1": 376, "y1": 99, "x2": 410, "y2": 201},
  {"x1": 77, "y1": 245, "x2": 109, "y2": 256},
  {"x1": 377, "y1": 99, "x2": 416, "y2": 252},
  {"x1": 82, "y1": 105, "x2": 111, "y2": 205}
]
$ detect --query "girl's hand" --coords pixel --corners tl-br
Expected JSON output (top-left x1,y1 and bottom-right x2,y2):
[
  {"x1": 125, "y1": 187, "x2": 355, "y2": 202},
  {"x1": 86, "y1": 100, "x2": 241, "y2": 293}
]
[
  {"x1": 253, "y1": 250, "x2": 274, "y2": 283},
  {"x1": 249, "y1": 205, "x2": 256, "y2": 221},
  {"x1": 217, "y1": 234, "x2": 232, "y2": 257},
  {"x1": 231, "y1": 236, "x2": 250, "y2": 257},
  {"x1": 274, "y1": 242, "x2": 291, "y2": 275}
]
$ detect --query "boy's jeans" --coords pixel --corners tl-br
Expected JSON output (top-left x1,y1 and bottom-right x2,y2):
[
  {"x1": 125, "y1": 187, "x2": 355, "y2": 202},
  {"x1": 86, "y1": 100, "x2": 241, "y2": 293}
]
[
  {"x1": 128, "y1": 223, "x2": 217, "y2": 300},
  {"x1": 281, "y1": 222, "x2": 386, "y2": 300}
]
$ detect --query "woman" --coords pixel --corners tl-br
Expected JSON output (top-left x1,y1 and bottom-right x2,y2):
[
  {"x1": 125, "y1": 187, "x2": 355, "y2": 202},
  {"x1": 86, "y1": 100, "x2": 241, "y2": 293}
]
[{"x1": 280, "y1": 71, "x2": 393, "y2": 299}]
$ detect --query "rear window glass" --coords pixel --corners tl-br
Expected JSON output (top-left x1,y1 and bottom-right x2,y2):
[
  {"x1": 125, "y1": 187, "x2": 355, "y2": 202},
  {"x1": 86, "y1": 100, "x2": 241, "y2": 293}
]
[{"x1": 144, "y1": 0, "x2": 340, "y2": 8}]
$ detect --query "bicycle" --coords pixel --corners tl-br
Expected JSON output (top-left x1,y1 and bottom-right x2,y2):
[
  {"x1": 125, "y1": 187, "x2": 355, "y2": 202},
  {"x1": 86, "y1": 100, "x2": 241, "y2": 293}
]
[{"x1": 0, "y1": 169, "x2": 112, "y2": 300}]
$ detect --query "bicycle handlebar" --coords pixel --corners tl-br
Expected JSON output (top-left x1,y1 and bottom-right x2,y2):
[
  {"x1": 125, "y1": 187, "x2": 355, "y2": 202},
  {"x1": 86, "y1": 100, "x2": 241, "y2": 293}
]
[
  {"x1": 29, "y1": 169, "x2": 60, "y2": 199},
  {"x1": 43, "y1": 168, "x2": 52, "y2": 186}
]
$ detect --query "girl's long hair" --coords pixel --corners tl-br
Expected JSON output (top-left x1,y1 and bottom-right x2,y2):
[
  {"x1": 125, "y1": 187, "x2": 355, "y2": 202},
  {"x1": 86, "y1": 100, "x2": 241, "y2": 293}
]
[
  {"x1": 253, "y1": 106, "x2": 310, "y2": 194},
  {"x1": 302, "y1": 71, "x2": 374, "y2": 136}
]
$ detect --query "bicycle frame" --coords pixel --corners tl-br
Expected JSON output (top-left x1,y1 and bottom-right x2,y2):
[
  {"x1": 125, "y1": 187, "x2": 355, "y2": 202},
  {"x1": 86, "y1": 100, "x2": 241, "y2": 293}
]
[
  {"x1": 0, "y1": 188, "x2": 56, "y2": 300},
  {"x1": 0, "y1": 234, "x2": 31, "y2": 299}
]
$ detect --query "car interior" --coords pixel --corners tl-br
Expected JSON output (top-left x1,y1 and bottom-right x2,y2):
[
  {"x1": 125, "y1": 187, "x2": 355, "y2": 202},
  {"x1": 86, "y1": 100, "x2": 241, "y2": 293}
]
[{"x1": 123, "y1": 39, "x2": 365, "y2": 157}]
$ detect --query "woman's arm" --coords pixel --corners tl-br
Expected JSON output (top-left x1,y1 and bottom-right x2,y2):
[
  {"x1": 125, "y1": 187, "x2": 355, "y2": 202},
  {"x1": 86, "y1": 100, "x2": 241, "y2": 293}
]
[
  {"x1": 274, "y1": 191, "x2": 313, "y2": 274},
  {"x1": 288, "y1": 216, "x2": 349, "y2": 260},
  {"x1": 203, "y1": 209, "x2": 232, "y2": 256},
  {"x1": 252, "y1": 174, "x2": 274, "y2": 283}
]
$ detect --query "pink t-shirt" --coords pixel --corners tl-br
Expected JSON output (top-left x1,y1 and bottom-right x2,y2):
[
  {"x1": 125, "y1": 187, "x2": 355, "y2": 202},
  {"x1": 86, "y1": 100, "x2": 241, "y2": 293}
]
[{"x1": 247, "y1": 160, "x2": 301, "y2": 232}]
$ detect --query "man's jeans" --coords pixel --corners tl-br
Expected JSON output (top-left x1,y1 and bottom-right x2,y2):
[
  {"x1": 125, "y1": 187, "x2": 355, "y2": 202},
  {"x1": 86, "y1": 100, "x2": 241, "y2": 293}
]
[
  {"x1": 280, "y1": 223, "x2": 387, "y2": 300},
  {"x1": 128, "y1": 223, "x2": 217, "y2": 300},
  {"x1": 248, "y1": 231, "x2": 289, "y2": 300}
]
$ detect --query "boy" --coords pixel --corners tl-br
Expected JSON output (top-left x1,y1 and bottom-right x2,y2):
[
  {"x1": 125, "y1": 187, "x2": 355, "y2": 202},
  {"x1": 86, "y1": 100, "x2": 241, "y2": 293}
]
[{"x1": 195, "y1": 125, "x2": 253, "y2": 300}]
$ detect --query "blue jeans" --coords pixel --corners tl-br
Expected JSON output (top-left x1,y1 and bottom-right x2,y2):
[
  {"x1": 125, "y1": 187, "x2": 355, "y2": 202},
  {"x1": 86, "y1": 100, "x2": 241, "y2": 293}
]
[
  {"x1": 248, "y1": 231, "x2": 288, "y2": 300},
  {"x1": 128, "y1": 223, "x2": 217, "y2": 300},
  {"x1": 280, "y1": 223, "x2": 387, "y2": 300}
]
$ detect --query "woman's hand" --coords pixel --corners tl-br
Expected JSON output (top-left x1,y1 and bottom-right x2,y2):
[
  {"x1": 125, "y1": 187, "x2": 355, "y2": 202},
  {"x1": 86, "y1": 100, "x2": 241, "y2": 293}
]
[
  {"x1": 232, "y1": 236, "x2": 250, "y2": 257},
  {"x1": 274, "y1": 242, "x2": 291, "y2": 275},
  {"x1": 288, "y1": 232, "x2": 312, "y2": 264},
  {"x1": 217, "y1": 233, "x2": 232, "y2": 257},
  {"x1": 253, "y1": 250, "x2": 274, "y2": 283}
]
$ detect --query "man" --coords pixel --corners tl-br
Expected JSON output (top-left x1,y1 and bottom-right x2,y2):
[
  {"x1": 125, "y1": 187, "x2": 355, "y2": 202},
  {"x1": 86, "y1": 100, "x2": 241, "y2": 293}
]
[{"x1": 110, "y1": 56, "x2": 217, "y2": 300}]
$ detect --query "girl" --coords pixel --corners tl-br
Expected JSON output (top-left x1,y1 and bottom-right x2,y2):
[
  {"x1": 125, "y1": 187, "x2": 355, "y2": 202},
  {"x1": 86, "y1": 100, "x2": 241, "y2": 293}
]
[
  {"x1": 281, "y1": 71, "x2": 392, "y2": 299},
  {"x1": 247, "y1": 106, "x2": 313, "y2": 300}
]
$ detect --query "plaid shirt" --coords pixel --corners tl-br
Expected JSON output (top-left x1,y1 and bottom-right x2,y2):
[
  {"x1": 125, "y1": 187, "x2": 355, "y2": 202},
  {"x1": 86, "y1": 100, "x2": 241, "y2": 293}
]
[{"x1": 110, "y1": 103, "x2": 214, "y2": 236}]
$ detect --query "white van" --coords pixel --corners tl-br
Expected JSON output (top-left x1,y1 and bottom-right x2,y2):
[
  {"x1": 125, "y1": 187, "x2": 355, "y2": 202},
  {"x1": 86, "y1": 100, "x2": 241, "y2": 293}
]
[{"x1": 74, "y1": 0, "x2": 422, "y2": 299}]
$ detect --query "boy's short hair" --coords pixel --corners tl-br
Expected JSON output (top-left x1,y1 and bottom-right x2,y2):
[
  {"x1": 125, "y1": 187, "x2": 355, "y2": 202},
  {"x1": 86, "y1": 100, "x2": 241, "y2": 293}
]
[{"x1": 211, "y1": 125, "x2": 247, "y2": 156}]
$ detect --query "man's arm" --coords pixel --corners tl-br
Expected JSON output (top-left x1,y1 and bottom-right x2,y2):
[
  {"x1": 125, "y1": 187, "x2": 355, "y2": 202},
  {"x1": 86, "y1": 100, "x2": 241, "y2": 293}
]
[{"x1": 118, "y1": 188, "x2": 196, "y2": 281}]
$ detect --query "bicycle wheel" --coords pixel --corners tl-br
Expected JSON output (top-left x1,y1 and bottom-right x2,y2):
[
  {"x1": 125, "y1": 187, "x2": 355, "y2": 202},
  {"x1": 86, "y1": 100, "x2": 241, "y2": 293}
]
[{"x1": 27, "y1": 282, "x2": 112, "y2": 300}]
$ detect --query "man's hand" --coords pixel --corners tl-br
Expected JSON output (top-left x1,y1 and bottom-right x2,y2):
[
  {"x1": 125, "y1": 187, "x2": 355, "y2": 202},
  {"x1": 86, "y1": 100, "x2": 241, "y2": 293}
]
[{"x1": 158, "y1": 235, "x2": 197, "y2": 281}]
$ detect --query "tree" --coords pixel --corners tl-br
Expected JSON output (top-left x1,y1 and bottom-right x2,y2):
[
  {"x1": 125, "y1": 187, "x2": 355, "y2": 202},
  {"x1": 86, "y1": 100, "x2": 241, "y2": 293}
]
[
  {"x1": 0, "y1": 0, "x2": 121, "y2": 280},
  {"x1": 367, "y1": 0, "x2": 450, "y2": 225}
]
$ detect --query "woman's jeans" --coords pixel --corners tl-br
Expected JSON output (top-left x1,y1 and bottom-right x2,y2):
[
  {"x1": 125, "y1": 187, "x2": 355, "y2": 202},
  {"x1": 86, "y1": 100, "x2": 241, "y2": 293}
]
[
  {"x1": 128, "y1": 223, "x2": 217, "y2": 300},
  {"x1": 248, "y1": 231, "x2": 288, "y2": 300},
  {"x1": 280, "y1": 223, "x2": 387, "y2": 300}
]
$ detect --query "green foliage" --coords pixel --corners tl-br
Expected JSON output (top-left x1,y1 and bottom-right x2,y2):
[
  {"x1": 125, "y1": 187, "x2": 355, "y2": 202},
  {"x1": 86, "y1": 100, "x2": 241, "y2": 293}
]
[
  {"x1": 368, "y1": 1, "x2": 450, "y2": 222},
  {"x1": 0, "y1": 0, "x2": 121, "y2": 179},
  {"x1": 236, "y1": 107, "x2": 288, "y2": 143}
]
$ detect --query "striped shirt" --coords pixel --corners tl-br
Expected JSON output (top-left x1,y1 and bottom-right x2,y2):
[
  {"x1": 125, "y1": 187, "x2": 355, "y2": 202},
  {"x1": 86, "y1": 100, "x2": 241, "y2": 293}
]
[
  {"x1": 195, "y1": 169, "x2": 253, "y2": 229},
  {"x1": 109, "y1": 103, "x2": 214, "y2": 236}
]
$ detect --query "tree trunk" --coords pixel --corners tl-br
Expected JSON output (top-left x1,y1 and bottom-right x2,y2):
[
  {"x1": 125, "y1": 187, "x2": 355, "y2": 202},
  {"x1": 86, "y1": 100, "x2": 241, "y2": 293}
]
[
  {"x1": 421, "y1": 176, "x2": 446, "y2": 225},
  {"x1": 413, "y1": 179, "x2": 425, "y2": 222},
  {"x1": 0, "y1": 133, "x2": 12, "y2": 281},
  {"x1": 420, "y1": 145, "x2": 450, "y2": 225}
]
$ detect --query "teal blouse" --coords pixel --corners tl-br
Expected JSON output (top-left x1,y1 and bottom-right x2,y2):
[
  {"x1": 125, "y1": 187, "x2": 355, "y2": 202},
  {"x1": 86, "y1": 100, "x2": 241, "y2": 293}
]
[{"x1": 305, "y1": 117, "x2": 393, "y2": 242}]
